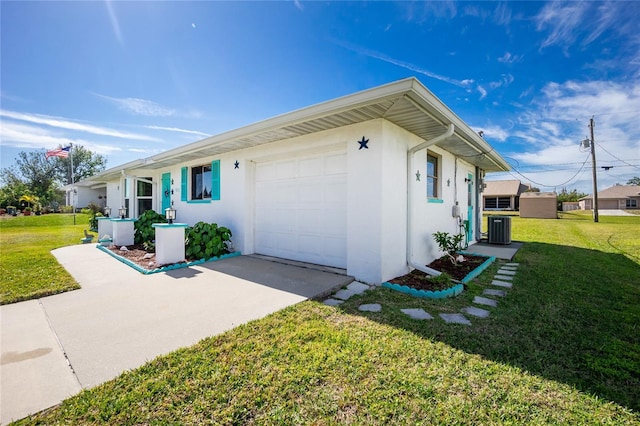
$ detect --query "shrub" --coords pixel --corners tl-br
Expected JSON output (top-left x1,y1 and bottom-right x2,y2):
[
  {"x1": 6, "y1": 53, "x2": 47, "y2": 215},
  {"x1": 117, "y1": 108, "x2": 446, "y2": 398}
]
[
  {"x1": 185, "y1": 222, "x2": 232, "y2": 260},
  {"x1": 433, "y1": 231, "x2": 465, "y2": 265},
  {"x1": 134, "y1": 210, "x2": 167, "y2": 245}
]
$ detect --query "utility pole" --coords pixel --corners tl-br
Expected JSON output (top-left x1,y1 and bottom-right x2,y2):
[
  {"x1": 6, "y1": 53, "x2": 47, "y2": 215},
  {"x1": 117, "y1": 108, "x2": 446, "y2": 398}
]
[{"x1": 589, "y1": 117, "x2": 599, "y2": 223}]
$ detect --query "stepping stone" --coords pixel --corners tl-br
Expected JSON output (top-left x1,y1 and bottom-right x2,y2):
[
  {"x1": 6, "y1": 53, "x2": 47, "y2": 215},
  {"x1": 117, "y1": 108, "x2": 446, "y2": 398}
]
[
  {"x1": 439, "y1": 313, "x2": 471, "y2": 325},
  {"x1": 473, "y1": 296, "x2": 498, "y2": 307},
  {"x1": 500, "y1": 266, "x2": 517, "y2": 271},
  {"x1": 323, "y1": 299, "x2": 343, "y2": 306},
  {"x1": 347, "y1": 281, "x2": 371, "y2": 295},
  {"x1": 505, "y1": 263, "x2": 519, "y2": 267},
  {"x1": 462, "y1": 306, "x2": 490, "y2": 318},
  {"x1": 497, "y1": 269, "x2": 517, "y2": 276},
  {"x1": 333, "y1": 289, "x2": 355, "y2": 300},
  {"x1": 494, "y1": 274, "x2": 514, "y2": 281},
  {"x1": 358, "y1": 303, "x2": 382, "y2": 312},
  {"x1": 491, "y1": 280, "x2": 513, "y2": 288},
  {"x1": 483, "y1": 289, "x2": 506, "y2": 297},
  {"x1": 401, "y1": 308, "x2": 433, "y2": 320}
]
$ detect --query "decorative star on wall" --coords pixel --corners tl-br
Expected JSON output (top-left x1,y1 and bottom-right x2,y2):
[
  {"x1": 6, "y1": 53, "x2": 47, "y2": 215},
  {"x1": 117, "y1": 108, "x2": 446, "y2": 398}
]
[
  {"x1": 358, "y1": 136, "x2": 369, "y2": 150},
  {"x1": 416, "y1": 170, "x2": 421, "y2": 181},
  {"x1": 234, "y1": 160, "x2": 239, "y2": 169}
]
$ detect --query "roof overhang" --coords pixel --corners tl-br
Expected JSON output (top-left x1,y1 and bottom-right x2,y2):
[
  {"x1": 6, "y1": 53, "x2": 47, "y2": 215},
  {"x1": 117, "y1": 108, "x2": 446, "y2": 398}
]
[{"x1": 88, "y1": 78, "x2": 509, "y2": 183}]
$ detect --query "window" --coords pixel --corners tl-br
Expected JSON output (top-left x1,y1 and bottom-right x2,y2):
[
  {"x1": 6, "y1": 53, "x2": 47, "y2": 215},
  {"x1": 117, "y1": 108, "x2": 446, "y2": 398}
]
[
  {"x1": 136, "y1": 178, "x2": 153, "y2": 215},
  {"x1": 427, "y1": 154, "x2": 439, "y2": 198},
  {"x1": 191, "y1": 165, "x2": 212, "y2": 200},
  {"x1": 181, "y1": 160, "x2": 220, "y2": 202},
  {"x1": 627, "y1": 199, "x2": 638, "y2": 208}
]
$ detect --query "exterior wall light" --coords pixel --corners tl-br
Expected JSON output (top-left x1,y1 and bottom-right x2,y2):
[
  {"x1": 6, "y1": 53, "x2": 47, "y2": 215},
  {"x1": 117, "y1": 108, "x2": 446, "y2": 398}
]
[
  {"x1": 165, "y1": 207, "x2": 177, "y2": 224},
  {"x1": 103, "y1": 206, "x2": 111, "y2": 217},
  {"x1": 118, "y1": 207, "x2": 127, "y2": 219}
]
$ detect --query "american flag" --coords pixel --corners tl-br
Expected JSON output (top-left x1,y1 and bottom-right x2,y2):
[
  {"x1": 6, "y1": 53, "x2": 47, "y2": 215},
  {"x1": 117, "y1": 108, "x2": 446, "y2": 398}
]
[{"x1": 45, "y1": 145, "x2": 71, "y2": 159}]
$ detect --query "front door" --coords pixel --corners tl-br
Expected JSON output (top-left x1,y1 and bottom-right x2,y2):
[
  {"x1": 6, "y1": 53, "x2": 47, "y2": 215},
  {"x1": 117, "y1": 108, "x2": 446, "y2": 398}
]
[
  {"x1": 161, "y1": 172, "x2": 171, "y2": 213},
  {"x1": 467, "y1": 173, "x2": 473, "y2": 242}
]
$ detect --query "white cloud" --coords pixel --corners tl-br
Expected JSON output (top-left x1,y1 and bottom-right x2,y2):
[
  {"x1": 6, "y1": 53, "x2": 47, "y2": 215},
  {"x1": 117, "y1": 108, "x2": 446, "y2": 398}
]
[
  {"x1": 94, "y1": 93, "x2": 176, "y2": 117},
  {"x1": 294, "y1": 0, "x2": 303, "y2": 11},
  {"x1": 0, "y1": 120, "x2": 122, "y2": 155},
  {"x1": 497, "y1": 52, "x2": 522, "y2": 64},
  {"x1": 145, "y1": 125, "x2": 210, "y2": 138},
  {"x1": 105, "y1": 0, "x2": 123, "y2": 45},
  {"x1": 497, "y1": 79, "x2": 640, "y2": 192},
  {"x1": 331, "y1": 39, "x2": 473, "y2": 88},
  {"x1": 477, "y1": 85, "x2": 487, "y2": 100},
  {"x1": 475, "y1": 124, "x2": 509, "y2": 142},
  {"x1": 535, "y1": 1, "x2": 589, "y2": 51},
  {"x1": 0, "y1": 110, "x2": 158, "y2": 141}
]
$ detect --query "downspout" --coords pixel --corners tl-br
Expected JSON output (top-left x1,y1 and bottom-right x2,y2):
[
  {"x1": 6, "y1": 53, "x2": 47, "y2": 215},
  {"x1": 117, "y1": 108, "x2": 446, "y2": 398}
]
[{"x1": 407, "y1": 123, "x2": 455, "y2": 276}]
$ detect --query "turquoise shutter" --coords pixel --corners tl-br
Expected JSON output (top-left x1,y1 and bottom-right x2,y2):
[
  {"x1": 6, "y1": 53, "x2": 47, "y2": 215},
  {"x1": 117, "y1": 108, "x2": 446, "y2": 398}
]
[
  {"x1": 181, "y1": 167, "x2": 188, "y2": 201},
  {"x1": 211, "y1": 160, "x2": 220, "y2": 200}
]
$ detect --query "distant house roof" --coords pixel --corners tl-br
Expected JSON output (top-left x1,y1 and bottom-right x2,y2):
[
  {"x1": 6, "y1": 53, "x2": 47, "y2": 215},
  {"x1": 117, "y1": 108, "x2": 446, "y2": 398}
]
[
  {"x1": 483, "y1": 180, "x2": 531, "y2": 196},
  {"x1": 520, "y1": 192, "x2": 556, "y2": 199},
  {"x1": 579, "y1": 185, "x2": 640, "y2": 200}
]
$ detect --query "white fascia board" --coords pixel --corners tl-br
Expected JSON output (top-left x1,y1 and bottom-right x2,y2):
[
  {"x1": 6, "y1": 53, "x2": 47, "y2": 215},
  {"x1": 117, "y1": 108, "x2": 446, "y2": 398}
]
[
  {"x1": 148, "y1": 78, "x2": 419, "y2": 164},
  {"x1": 85, "y1": 159, "x2": 146, "y2": 183}
]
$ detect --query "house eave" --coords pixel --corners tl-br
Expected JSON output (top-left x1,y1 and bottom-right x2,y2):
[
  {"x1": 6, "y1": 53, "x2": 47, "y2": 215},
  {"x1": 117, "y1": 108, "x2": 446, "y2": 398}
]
[{"x1": 91, "y1": 78, "x2": 510, "y2": 178}]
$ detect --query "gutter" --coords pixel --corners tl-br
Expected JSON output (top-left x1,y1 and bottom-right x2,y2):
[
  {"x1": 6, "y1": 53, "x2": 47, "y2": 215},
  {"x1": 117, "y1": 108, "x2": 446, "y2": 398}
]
[{"x1": 407, "y1": 123, "x2": 455, "y2": 276}]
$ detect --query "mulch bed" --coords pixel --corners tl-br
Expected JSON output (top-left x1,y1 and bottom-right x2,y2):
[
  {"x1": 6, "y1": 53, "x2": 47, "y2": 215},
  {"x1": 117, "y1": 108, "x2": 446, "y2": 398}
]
[
  {"x1": 388, "y1": 254, "x2": 487, "y2": 291},
  {"x1": 106, "y1": 244, "x2": 187, "y2": 270}
]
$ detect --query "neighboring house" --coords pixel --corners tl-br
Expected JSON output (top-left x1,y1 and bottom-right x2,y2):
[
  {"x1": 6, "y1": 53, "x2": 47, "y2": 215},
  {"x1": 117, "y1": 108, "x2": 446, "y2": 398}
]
[
  {"x1": 482, "y1": 179, "x2": 531, "y2": 211},
  {"x1": 562, "y1": 201, "x2": 580, "y2": 212},
  {"x1": 83, "y1": 78, "x2": 509, "y2": 284},
  {"x1": 63, "y1": 181, "x2": 107, "y2": 211},
  {"x1": 519, "y1": 192, "x2": 557, "y2": 219},
  {"x1": 579, "y1": 185, "x2": 640, "y2": 210}
]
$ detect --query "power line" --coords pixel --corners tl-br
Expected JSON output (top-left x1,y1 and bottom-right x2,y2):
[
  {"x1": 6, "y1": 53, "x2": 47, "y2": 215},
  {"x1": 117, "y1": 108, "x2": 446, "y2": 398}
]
[
  {"x1": 596, "y1": 141, "x2": 640, "y2": 170},
  {"x1": 506, "y1": 153, "x2": 591, "y2": 188}
]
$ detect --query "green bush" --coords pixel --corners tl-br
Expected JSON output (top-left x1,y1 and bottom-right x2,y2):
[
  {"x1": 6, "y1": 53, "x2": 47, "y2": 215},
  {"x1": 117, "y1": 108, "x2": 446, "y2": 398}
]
[
  {"x1": 134, "y1": 210, "x2": 167, "y2": 245},
  {"x1": 185, "y1": 222, "x2": 232, "y2": 260}
]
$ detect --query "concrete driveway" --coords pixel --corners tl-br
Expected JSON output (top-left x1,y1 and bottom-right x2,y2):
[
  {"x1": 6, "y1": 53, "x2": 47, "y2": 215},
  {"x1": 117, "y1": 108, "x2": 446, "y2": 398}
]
[{"x1": 1, "y1": 245, "x2": 352, "y2": 424}]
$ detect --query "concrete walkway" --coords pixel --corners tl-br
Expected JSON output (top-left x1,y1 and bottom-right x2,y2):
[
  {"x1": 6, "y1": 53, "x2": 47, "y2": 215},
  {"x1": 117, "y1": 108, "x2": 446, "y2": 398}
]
[{"x1": 1, "y1": 245, "x2": 352, "y2": 424}]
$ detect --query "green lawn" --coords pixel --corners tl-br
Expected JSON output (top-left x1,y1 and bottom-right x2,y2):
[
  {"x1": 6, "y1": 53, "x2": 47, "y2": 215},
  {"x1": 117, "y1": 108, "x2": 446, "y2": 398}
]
[
  {"x1": 11, "y1": 213, "x2": 640, "y2": 424},
  {"x1": 0, "y1": 214, "x2": 90, "y2": 304}
]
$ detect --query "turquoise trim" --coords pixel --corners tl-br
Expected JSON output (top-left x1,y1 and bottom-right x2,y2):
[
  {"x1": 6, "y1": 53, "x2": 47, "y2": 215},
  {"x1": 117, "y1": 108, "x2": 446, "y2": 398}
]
[
  {"x1": 109, "y1": 218, "x2": 137, "y2": 222},
  {"x1": 382, "y1": 282, "x2": 464, "y2": 299},
  {"x1": 185, "y1": 199, "x2": 211, "y2": 204},
  {"x1": 96, "y1": 244, "x2": 241, "y2": 275},
  {"x1": 211, "y1": 159, "x2": 220, "y2": 201},
  {"x1": 457, "y1": 253, "x2": 495, "y2": 283},
  {"x1": 161, "y1": 172, "x2": 171, "y2": 212},
  {"x1": 428, "y1": 198, "x2": 444, "y2": 204},
  {"x1": 152, "y1": 223, "x2": 189, "y2": 228},
  {"x1": 180, "y1": 167, "x2": 188, "y2": 201}
]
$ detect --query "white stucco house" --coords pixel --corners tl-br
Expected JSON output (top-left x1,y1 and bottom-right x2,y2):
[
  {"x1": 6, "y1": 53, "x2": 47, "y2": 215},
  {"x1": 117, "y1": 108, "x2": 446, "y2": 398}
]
[
  {"x1": 63, "y1": 181, "x2": 107, "y2": 211},
  {"x1": 83, "y1": 78, "x2": 509, "y2": 284}
]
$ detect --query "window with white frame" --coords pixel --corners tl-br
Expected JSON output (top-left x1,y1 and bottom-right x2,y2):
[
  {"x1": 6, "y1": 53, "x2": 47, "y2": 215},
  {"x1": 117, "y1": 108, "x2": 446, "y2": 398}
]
[
  {"x1": 191, "y1": 165, "x2": 212, "y2": 200},
  {"x1": 136, "y1": 177, "x2": 153, "y2": 215},
  {"x1": 427, "y1": 153, "x2": 439, "y2": 198}
]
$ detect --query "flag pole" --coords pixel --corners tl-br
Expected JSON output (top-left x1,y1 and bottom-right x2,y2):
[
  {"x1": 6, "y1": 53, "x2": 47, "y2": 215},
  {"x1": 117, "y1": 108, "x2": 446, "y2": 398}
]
[{"x1": 70, "y1": 143, "x2": 75, "y2": 225}]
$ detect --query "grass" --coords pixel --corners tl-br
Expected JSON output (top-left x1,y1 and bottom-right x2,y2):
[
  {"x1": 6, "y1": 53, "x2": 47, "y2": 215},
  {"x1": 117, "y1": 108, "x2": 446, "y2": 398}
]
[
  {"x1": 11, "y1": 212, "x2": 640, "y2": 424},
  {"x1": 0, "y1": 213, "x2": 90, "y2": 304}
]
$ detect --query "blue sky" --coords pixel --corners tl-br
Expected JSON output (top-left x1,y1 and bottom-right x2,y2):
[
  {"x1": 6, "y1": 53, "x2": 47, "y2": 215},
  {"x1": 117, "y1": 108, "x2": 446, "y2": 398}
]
[{"x1": 1, "y1": 1, "x2": 639, "y2": 193}]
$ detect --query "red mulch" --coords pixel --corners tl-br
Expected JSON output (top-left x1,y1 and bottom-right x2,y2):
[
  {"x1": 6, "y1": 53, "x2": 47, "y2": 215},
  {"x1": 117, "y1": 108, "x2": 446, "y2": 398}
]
[{"x1": 388, "y1": 254, "x2": 487, "y2": 291}]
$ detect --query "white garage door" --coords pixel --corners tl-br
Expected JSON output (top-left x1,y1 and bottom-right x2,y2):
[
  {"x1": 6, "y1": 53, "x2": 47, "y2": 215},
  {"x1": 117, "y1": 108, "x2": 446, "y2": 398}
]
[{"x1": 255, "y1": 151, "x2": 347, "y2": 269}]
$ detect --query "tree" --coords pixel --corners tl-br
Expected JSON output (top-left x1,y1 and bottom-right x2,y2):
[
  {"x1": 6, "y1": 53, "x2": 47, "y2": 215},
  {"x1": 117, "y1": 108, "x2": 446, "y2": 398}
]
[
  {"x1": 14, "y1": 151, "x2": 58, "y2": 203},
  {"x1": 51, "y1": 145, "x2": 107, "y2": 184},
  {"x1": 627, "y1": 176, "x2": 640, "y2": 186},
  {"x1": 0, "y1": 167, "x2": 29, "y2": 208},
  {"x1": 556, "y1": 187, "x2": 588, "y2": 211}
]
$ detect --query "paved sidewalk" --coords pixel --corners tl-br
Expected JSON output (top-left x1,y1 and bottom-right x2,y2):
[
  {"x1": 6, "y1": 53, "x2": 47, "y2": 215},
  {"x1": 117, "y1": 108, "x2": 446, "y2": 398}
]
[{"x1": 1, "y1": 245, "x2": 351, "y2": 424}]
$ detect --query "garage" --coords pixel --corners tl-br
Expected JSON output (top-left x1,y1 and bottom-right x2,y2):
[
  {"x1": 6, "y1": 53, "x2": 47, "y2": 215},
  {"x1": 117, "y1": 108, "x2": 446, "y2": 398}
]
[{"x1": 254, "y1": 150, "x2": 347, "y2": 268}]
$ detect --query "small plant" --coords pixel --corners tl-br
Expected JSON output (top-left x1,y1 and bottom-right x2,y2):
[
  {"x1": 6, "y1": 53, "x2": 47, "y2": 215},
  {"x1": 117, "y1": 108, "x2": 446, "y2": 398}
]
[
  {"x1": 185, "y1": 222, "x2": 232, "y2": 260},
  {"x1": 142, "y1": 241, "x2": 155, "y2": 253},
  {"x1": 428, "y1": 271, "x2": 452, "y2": 286},
  {"x1": 433, "y1": 231, "x2": 465, "y2": 265},
  {"x1": 134, "y1": 210, "x2": 168, "y2": 245}
]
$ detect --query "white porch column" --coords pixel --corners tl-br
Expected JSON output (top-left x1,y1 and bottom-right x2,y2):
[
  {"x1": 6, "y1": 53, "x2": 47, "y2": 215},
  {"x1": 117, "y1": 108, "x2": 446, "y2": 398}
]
[{"x1": 152, "y1": 223, "x2": 188, "y2": 266}]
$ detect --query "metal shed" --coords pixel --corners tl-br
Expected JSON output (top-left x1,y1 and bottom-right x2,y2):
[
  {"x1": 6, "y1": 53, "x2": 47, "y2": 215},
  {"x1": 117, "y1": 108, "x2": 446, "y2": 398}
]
[{"x1": 519, "y1": 192, "x2": 557, "y2": 219}]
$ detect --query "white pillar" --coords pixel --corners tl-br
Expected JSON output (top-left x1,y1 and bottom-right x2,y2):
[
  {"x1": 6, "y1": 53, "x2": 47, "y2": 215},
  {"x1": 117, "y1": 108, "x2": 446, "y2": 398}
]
[
  {"x1": 111, "y1": 218, "x2": 136, "y2": 246},
  {"x1": 152, "y1": 223, "x2": 188, "y2": 266},
  {"x1": 97, "y1": 217, "x2": 113, "y2": 241}
]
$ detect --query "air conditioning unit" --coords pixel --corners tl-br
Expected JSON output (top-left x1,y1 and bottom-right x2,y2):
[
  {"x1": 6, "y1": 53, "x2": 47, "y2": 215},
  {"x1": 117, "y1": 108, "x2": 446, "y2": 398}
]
[{"x1": 488, "y1": 216, "x2": 512, "y2": 245}]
